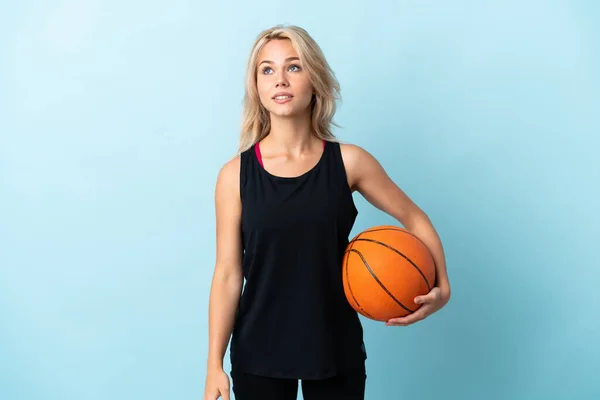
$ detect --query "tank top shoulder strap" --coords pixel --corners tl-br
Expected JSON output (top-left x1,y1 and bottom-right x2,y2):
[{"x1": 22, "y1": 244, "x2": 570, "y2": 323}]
[
  {"x1": 326, "y1": 141, "x2": 351, "y2": 188},
  {"x1": 239, "y1": 145, "x2": 258, "y2": 202}
]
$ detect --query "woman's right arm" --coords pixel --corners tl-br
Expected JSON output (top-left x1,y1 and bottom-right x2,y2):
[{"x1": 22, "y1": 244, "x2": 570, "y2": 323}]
[{"x1": 204, "y1": 157, "x2": 243, "y2": 399}]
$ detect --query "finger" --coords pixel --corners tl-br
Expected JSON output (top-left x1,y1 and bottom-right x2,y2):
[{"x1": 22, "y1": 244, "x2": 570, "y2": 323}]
[
  {"x1": 386, "y1": 316, "x2": 414, "y2": 326},
  {"x1": 208, "y1": 390, "x2": 220, "y2": 400},
  {"x1": 414, "y1": 295, "x2": 427, "y2": 305},
  {"x1": 414, "y1": 290, "x2": 439, "y2": 305},
  {"x1": 387, "y1": 319, "x2": 413, "y2": 327},
  {"x1": 387, "y1": 310, "x2": 427, "y2": 326},
  {"x1": 222, "y1": 387, "x2": 230, "y2": 400}
]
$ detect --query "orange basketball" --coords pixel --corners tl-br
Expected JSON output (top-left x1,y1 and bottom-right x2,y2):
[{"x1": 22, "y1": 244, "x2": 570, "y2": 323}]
[{"x1": 342, "y1": 225, "x2": 436, "y2": 322}]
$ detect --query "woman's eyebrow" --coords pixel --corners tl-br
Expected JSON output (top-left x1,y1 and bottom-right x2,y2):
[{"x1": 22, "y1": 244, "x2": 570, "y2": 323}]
[{"x1": 259, "y1": 57, "x2": 300, "y2": 66}]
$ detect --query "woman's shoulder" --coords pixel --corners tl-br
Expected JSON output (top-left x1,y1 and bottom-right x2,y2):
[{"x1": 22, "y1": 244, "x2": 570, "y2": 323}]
[
  {"x1": 216, "y1": 155, "x2": 241, "y2": 191},
  {"x1": 337, "y1": 141, "x2": 373, "y2": 167},
  {"x1": 336, "y1": 141, "x2": 385, "y2": 188},
  {"x1": 221, "y1": 154, "x2": 241, "y2": 171}
]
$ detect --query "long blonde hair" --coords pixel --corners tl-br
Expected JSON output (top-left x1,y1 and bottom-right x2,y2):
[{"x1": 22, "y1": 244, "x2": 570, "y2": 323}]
[{"x1": 237, "y1": 25, "x2": 342, "y2": 154}]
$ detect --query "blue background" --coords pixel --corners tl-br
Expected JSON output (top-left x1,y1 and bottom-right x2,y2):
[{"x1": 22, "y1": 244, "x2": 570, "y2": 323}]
[{"x1": 1, "y1": 1, "x2": 599, "y2": 399}]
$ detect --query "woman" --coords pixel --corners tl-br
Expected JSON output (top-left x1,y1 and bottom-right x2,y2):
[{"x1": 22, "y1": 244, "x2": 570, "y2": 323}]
[{"x1": 203, "y1": 25, "x2": 451, "y2": 400}]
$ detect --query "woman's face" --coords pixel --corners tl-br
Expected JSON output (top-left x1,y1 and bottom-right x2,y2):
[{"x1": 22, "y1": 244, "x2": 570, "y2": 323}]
[{"x1": 256, "y1": 39, "x2": 314, "y2": 118}]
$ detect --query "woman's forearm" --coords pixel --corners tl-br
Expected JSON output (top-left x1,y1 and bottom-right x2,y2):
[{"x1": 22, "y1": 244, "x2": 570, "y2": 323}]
[
  {"x1": 406, "y1": 211, "x2": 451, "y2": 300},
  {"x1": 206, "y1": 266, "x2": 243, "y2": 370}
]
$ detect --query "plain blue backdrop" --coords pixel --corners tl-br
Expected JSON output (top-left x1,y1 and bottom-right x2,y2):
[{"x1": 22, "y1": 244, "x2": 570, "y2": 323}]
[{"x1": 1, "y1": 1, "x2": 599, "y2": 399}]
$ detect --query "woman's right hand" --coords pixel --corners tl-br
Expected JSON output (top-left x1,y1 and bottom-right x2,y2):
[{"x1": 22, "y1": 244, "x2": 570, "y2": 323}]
[{"x1": 203, "y1": 367, "x2": 231, "y2": 400}]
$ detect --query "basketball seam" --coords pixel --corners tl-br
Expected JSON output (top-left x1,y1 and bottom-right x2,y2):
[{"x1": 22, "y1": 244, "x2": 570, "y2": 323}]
[
  {"x1": 352, "y1": 238, "x2": 432, "y2": 291},
  {"x1": 348, "y1": 248, "x2": 415, "y2": 314},
  {"x1": 345, "y1": 245, "x2": 375, "y2": 319}
]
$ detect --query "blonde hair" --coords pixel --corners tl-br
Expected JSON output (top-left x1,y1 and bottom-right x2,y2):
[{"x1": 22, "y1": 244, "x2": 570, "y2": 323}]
[{"x1": 237, "y1": 24, "x2": 341, "y2": 154}]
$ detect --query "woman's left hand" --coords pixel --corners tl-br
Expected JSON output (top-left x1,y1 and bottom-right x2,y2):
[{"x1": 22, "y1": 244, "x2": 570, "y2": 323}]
[{"x1": 385, "y1": 287, "x2": 449, "y2": 327}]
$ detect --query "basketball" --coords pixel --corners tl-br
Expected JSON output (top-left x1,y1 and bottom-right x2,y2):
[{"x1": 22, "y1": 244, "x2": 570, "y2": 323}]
[{"x1": 342, "y1": 225, "x2": 436, "y2": 322}]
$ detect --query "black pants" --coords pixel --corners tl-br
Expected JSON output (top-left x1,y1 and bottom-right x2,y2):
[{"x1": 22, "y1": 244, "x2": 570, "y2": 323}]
[{"x1": 230, "y1": 366, "x2": 367, "y2": 400}]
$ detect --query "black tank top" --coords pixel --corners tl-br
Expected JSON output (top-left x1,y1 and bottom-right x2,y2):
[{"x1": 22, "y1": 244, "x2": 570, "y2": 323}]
[{"x1": 230, "y1": 139, "x2": 367, "y2": 380}]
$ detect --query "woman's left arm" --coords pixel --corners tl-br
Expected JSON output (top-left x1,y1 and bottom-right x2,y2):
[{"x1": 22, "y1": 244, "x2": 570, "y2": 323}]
[{"x1": 341, "y1": 144, "x2": 451, "y2": 326}]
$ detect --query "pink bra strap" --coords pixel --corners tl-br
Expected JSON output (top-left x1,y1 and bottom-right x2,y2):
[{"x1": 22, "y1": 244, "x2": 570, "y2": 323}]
[{"x1": 255, "y1": 141, "x2": 264, "y2": 167}]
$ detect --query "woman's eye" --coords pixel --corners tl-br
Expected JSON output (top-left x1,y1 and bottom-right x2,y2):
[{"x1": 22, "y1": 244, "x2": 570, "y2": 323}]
[{"x1": 261, "y1": 64, "x2": 301, "y2": 75}]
